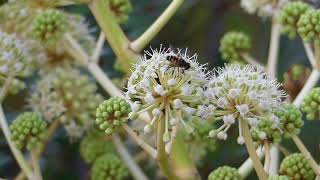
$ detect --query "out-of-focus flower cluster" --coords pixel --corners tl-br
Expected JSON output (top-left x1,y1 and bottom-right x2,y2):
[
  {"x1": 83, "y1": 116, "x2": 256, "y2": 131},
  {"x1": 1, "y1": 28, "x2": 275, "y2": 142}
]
[{"x1": 240, "y1": 0, "x2": 288, "y2": 17}]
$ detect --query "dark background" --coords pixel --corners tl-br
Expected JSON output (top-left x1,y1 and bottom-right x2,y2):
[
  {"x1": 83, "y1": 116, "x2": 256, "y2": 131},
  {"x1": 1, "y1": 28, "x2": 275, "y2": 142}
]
[{"x1": 1, "y1": 0, "x2": 320, "y2": 179}]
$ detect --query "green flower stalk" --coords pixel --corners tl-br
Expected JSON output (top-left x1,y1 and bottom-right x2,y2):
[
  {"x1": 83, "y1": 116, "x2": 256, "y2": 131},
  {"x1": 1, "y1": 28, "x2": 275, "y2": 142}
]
[
  {"x1": 268, "y1": 175, "x2": 290, "y2": 180},
  {"x1": 107, "y1": 0, "x2": 133, "y2": 24},
  {"x1": 28, "y1": 66, "x2": 103, "y2": 139},
  {"x1": 297, "y1": 9, "x2": 320, "y2": 44},
  {"x1": 10, "y1": 112, "x2": 47, "y2": 150},
  {"x1": 80, "y1": 131, "x2": 115, "y2": 164},
  {"x1": 208, "y1": 166, "x2": 243, "y2": 180},
  {"x1": 275, "y1": 104, "x2": 304, "y2": 137},
  {"x1": 279, "y1": 1, "x2": 312, "y2": 38},
  {"x1": 31, "y1": 9, "x2": 67, "y2": 44},
  {"x1": 301, "y1": 87, "x2": 320, "y2": 120},
  {"x1": 96, "y1": 97, "x2": 131, "y2": 135},
  {"x1": 279, "y1": 153, "x2": 315, "y2": 180},
  {"x1": 219, "y1": 31, "x2": 251, "y2": 63},
  {"x1": 91, "y1": 153, "x2": 129, "y2": 180}
]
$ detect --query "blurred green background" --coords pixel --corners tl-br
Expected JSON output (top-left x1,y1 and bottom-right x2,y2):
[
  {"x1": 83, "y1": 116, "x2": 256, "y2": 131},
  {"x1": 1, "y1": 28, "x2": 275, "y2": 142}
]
[{"x1": 1, "y1": 0, "x2": 320, "y2": 179}]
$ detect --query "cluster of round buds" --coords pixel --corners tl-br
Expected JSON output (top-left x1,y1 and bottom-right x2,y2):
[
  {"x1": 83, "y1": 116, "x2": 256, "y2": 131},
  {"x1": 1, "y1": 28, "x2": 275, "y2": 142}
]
[
  {"x1": 279, "y1": 153, "x2": 315, "y2": 180},
  {"x1": 279, "y1": 1, "x2": 312, "y2": 39},
  {"x1": 301, "y1": 87, "x2": 320, "y2": 120},
  {"x1": 240, "y1": 0, "x2": 289, "y2": 17},
  {"x1": 10, "y1": 112, "x2": 47, "y2": 150},
  {"x1": 275, "y1": 104, "x2": 304, "y2": 137},
  {"x1": 126, "y1": 47, "x2": 211, "y2": 148},
  {"x1": 91, "y1": 153, "x2": 128, "y2": 180},
  {"x1": 297, "y1": 9, "x2": 320, "y2": 44},
  {"x1": 80, "y1": 131, "x2": 115, "y2": 164},
  {"x1": 268, "y1": 175, "x2": 289, "y2": 180},
  {"x1": 28, "y1": 66, "x2": 103, "y2": 139},
  {"x1": 0, "y1": 31, "x2": 34, "y2": 95},
  {"x1": 219, "y1": 31, "x2": 251, "y2": 63},
  {"x1": 96, "y1": 97, "x2": 131, "y2": 135},
  {"x1": 207, "y1": 64, "x2": 286, "y2": 144},
  {"x1": 208, "y1": 166, "x2": 243, "y2": 180},
  {"x1": 31, "y1": 9, "x2": 67, "y2": 44},
  {"x1": 107, "y1": 0, "x2": 133, "y2": 24},
  {"x1": 251, "y1": 114, "x2": 282, "y2": 145}
]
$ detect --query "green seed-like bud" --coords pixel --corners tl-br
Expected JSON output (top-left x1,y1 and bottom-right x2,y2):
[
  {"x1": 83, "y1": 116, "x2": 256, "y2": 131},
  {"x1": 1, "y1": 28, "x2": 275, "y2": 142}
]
[
  {"x1": 219, "y1": 31, "x2": 251, "y2": 63},
  {"x1": 268, "y1": 175, "x2": 290, "y2": 180},
  {"x1": 275, "y1": 104, "x2": 304, "y2": 137},
  {"x1": 279, "y1": 153, "x2": 315, "y2": 180},
  {"x1": 91, "y1": 153, "x2": 128, "y2": 180},
  {"x1": 10, "y1": 112, "x2": 47, "y2": 150},
  {"x1": 31, "y1": 9, "x2": 67, "y2": 44},
  {"x1": 208, "y1": 166, "x2": 243, "y2": 180},
  {"x1": 297, "y1": 9, "x2": 320, "y2": 44},
  {"x1": 251, "y1": 115, "x2": 282, "y2": 144},
  {"x1": 96, "y1": 97, "x2": 131, "y2": 135},
  {"x1": 107, "y1": 0, "x2": 133, "y2": 24},
  {"x1": 301, "y1": 87, "x2": 320, "y2": 120},
  {"x1": 279, "y1": 1, "x2": 312, "y2": 38},
  {"x1": 80, "y1": 131, "x2": 115, "y2": 164}
]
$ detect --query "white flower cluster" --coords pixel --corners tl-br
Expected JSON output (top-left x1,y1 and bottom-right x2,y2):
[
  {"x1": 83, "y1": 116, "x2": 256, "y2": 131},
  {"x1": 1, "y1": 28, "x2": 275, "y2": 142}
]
[
  {"x1": 126, "y1": 47, "x2": 212, "y2": 148},
  {"x1": 206, "y1": 64, "x2": 286, "y2": 144},
  {"x1": 240, "y1": 0, "x2": 288, "y2": 17}
]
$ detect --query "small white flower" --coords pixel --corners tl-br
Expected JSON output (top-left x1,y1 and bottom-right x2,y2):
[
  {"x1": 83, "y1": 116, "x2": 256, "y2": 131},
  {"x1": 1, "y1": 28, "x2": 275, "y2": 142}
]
[
  {"x1": 248, "y1": 118, "x2": 258, "y2": 127},
  {"x1": 247, "y1": 91, "x2": 257, "y2": 100},
  {"x1": 131, "y1": 101, "x2": 141, "y2": 112},
  {"x1": 217, "y1": 131, "x2": 227, "y2": 140},
  {"x1": 181, "y1": 84, "x2": 191, "y2": 96},
  {"x1": 167, "y1": 78, "x2": 177, "y2": 86},
  {"x1": 128, "y1": 86, "x2": 137, "y2": 95},
  {"x1": 173, "y1": 99, "x2": 183, "y2": 109},
  {"x1": 152, "y1": 108, "x2": 161, "y2": 116},
  {"x1": 217, "y1": 98, "x2": 227, "y2": 108},
  {"x1": 144, "y1": 124, "x2": 152, "y2": 134},
  {"x1": 14, "y1": 63, "x2": 23, "y2": 72},
  {"x1": 258, "y1": 131, "x2": 267, "y2": 140},
  {"x1": 228, "y1": 88, "x2": 240, "y2": 99},
  {"x1": 208, "y1": 130, "x2": 217, "y2": 138},
  {"x1": 170, "y1": 118, "x2": 177, "y2": 126},
  {"x1": 237, "y1": 136, "x2": 245, "y2": 145},
  {"x1": 2, "y1": 52, "x2": 13, "y2": 61},
  {"x1": 236, "y1": 104, "x2": 249, "y2": 117},
  {"x1": 144, "y1": 93, "x2": 155, "y2": 104},
  {"x1": 154, "y1": 84, "x2": 165, "y2": 96},
  {"x1": 0, "y1": 65, "x2": 9, "y2": 74},
  {"x1": 223, "y1": 115, "x2": 235, "y2": 124},
  {"x1": 184, "y1": 106, "x2": 196, "y2": 115}
]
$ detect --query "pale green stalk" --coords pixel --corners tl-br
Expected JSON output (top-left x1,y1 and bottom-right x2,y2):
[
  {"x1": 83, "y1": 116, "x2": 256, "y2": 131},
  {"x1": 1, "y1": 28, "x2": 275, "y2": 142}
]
[{"x1": 130, "y1": 0, "x2": 185, "y2": 52}]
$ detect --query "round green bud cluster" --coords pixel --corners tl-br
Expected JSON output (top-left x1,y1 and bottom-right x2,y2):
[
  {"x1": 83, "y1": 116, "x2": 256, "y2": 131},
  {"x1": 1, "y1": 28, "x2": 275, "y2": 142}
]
[
  {"x1": 32, "y1": 9, "x2": 67, "y2": 44},
  {"x1": 268, "y1": 175, "x2": 289, "y2": 180},
  {"x1": 297, "y1": 9, "x2": 320, "y2": 43},
  {"x1": 96, "y1": 97, "x2": 131, "y2": 135},
  {"x1": 219, "y1": 31, "x2": 251, "y2": 62},
  {"x1": 10, "y1": 112, "x2": 47, "y2": 150},
  {"x1": 279, "y1": 153, "x2": 315, "y2": 180},
  {"x1": 80, "y1": 131, "x2": 115, "y2": 164},
  {"x1": 107, "y1": 0, "x2": 133, "y2": 24},
  {"x1": 279, "y1": 1, "x2": 312, "y2": 38},
  {"x1": 301, "y1": 87, "x2": 320, "y2": 120},
  {"x1": 275, "y1": 104, "x2": 304, "y2": 137},
  {"x1": 251, "y1": 115, "x2": 282, "y2": 144},
  {"x1": 91, "y1": 153, "x2": 128, "y2": 180},
  {"x1": 208, "y1": 166, "x2": 243, "y2": 180}
]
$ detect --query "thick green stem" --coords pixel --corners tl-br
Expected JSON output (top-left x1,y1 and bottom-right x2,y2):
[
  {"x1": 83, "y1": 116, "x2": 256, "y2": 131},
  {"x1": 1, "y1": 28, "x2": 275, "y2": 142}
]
[
  {"x1": 292, "y1": 135, "x2": 320, "y2": 176},
  {"x1": 130, "y1": 0, "x2": 185, "y2": 52},
  {"x1": 157, "y1": 114, "x2": 179, "y2": 180},
  {"x1": 88, "y1": 0, "x2": 139, "y2": 74},
  {"x1": 240, "y1": 119, "x2": 268, "y2": 180},
  {"x1": 170, "y1": 135, "x2": 201, "y2": 180}
]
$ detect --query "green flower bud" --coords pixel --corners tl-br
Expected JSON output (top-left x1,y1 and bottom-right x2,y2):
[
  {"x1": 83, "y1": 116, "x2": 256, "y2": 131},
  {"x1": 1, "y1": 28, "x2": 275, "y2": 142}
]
[
  {"x1": 10, "y1": 112, "x2": 47, "y2": 150},
  {"x1": 275, "y1": 104, "x2": 304, "y2": 137},
  {"x1": 208, "y1": 166, "x2": 243, "y2": 180},
  {"x1": 297, "y1": 9, "x2": 320, "y2": 44},
  {"x1": 32, "y1": 9, "x2": 67, "y2": 44},
  {"x1": 80, "y1": 131, "x2": 115, "y2": 164},
  {"x1": 107, "y1": 0, "x2": 133, "y2": 24},
  {"x1": 301, "y1": 87, "x2": 320, "y2": 120},
  {"x1": 91, "y1": 153, "x2": 128, "y2": 180},
  {"x1": 279, "y1": 153, "x2": 315, "y2": 180},
  {"x1": 251, "y1": 115, "x2": 282, "y2": 144},
  {"x1": 268, "y1": 175, "x2": 289, "y2": 180},
  {"x1": 96, "y1": 97, "x2": 131, "y2": 135},
  {"x1": 219, "y1": 31, "x2": 251, "y2": 63},
  {"x1": 279, "y1": 1, "x2": 312, "y2": 38}
]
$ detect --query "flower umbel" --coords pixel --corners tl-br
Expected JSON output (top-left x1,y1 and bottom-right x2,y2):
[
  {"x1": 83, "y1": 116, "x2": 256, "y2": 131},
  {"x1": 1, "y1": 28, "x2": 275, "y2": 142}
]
[
  {"x1": 207, "y1": 64, "x2": 286, "y2": 143},
  {"x1": 126, "y1": 47, "x2": 210, "y2": 146}
]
